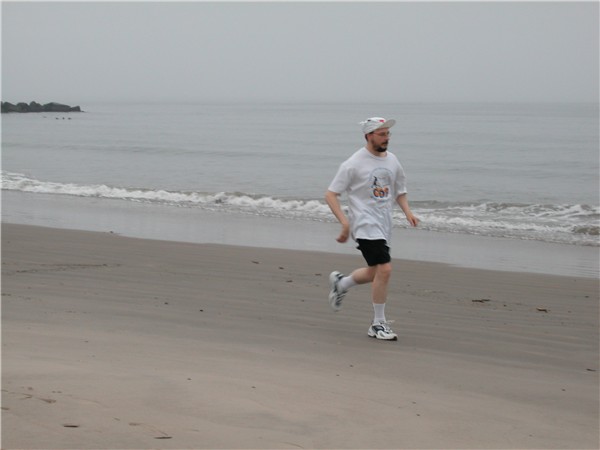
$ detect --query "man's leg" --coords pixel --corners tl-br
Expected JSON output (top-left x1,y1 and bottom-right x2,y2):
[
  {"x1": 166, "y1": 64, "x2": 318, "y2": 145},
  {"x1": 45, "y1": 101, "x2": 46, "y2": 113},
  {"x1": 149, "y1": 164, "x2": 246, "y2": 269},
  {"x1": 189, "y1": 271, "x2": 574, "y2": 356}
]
[
  {"x1": 349, "y1": 262, "x2": 392, "y2": 300},
  {"x1": 347, "y1": 266, "x2": 376, "y2": 285},
  {"x1": 329, "y1": 240, "x2": 394, "y2": 323},
  {"x1": 366, "y1": 263, "x2": 397, "y2": 341},
  {"x1": 371, "y1": 262, "x2": 392, "y2": 305},
  {"x1": 346, "y1": 263, "x2": 392, "y2": 317},
  {"x1": 329, "y1": 265, "x2": 375, "y2": 311}
]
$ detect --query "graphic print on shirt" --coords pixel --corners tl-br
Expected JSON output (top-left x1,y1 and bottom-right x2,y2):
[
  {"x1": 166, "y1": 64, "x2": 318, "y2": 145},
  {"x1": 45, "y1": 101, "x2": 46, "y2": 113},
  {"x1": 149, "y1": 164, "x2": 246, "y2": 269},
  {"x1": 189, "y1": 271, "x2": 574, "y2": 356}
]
[{"x1": 370, "y1": 168, "x2": 393, "y2": 201}]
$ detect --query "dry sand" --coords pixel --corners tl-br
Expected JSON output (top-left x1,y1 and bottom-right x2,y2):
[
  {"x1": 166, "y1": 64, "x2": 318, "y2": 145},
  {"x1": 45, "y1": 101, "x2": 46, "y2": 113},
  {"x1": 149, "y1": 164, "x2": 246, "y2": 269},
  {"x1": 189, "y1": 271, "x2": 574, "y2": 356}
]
[{"x1": 1, "y1": 223, "x2": 598, "y2": 449}]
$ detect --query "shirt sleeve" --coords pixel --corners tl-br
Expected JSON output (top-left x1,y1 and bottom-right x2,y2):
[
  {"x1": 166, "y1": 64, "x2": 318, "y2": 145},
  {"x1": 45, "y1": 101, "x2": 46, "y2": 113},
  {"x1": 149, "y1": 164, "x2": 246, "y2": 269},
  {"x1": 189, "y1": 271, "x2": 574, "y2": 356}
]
[
  {"x1": 328, "y1": 161, "x2": 351, "y2": 194},
  {"x1": 395, "y1": 161, "x2": 407, "y2": 196}
]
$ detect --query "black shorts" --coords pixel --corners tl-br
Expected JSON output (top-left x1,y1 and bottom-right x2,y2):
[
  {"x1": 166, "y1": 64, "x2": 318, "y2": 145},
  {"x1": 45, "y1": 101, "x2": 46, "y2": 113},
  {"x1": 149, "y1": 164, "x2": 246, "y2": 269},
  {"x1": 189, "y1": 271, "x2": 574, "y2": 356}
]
[{"x1": 356, "y1": 239, "x2": 391, "y2": 267}]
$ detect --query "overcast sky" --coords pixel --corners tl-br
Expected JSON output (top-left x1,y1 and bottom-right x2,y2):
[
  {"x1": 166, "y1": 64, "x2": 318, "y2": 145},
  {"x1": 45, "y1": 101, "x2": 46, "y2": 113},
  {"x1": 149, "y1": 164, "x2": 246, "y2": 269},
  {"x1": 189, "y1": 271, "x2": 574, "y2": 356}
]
[{"x1": 2, "y1": 1, "x2": 598, "y2": 104}]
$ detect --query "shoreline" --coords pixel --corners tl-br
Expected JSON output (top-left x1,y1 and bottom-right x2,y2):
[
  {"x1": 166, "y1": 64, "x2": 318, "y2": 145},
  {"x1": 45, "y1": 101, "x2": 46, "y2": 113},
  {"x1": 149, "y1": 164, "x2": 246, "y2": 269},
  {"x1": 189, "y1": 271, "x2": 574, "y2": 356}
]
[
  {"x1": 2, "y1": 222, "x2": 599, "y2": 449},
  {"x1": 2, "y1": 190, "x2": 599, "y2": 279}
]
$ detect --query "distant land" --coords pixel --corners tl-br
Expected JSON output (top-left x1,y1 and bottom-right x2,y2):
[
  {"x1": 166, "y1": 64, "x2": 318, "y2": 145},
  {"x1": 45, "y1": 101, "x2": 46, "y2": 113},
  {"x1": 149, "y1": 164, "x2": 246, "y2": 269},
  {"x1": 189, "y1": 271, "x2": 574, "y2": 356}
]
[{"x1": 1, "y1": 101, "x2": 82, "y2": 113}]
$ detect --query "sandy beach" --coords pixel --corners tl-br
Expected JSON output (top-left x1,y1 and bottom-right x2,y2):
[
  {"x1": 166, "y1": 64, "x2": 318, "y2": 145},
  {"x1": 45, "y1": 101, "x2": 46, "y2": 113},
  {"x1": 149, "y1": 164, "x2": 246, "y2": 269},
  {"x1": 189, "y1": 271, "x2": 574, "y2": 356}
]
[{"x1": 2, "y1": 223, "x2": 598, "y2": 449}]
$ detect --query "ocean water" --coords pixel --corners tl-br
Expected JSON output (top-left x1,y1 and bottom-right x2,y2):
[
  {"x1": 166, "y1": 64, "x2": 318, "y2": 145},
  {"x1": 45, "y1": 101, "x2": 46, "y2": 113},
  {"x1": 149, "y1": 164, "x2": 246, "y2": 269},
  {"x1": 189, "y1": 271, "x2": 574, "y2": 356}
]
[{"x1": 2, "y1": 102, "x2": 598, "y2": 249}]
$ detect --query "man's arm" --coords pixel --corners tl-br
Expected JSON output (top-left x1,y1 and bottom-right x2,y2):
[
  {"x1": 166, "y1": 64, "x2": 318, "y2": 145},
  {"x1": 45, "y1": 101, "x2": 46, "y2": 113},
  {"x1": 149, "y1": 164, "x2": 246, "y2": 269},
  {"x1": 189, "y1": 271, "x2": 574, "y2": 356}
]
[
  {"x1": 396, "y1": 193, "x2": 419, "y2": 227},
  {"x1": 325, "y1": 190, "x2": 350, "y2": 243}
]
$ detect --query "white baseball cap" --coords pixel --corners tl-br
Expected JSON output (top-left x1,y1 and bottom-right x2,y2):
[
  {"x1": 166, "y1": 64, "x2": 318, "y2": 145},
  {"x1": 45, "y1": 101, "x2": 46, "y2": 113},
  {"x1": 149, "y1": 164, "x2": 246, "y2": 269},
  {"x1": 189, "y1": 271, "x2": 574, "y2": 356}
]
[{"x1": 360, "y1": 117, "x2": 396, "y2": 135}]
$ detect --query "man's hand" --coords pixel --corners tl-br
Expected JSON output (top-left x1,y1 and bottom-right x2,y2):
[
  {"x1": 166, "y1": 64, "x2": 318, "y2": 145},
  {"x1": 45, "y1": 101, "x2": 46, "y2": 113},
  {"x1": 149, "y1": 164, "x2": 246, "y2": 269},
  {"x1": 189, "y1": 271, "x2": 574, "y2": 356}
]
[
  {"x1": 337, "y1": 222, "x2": 350, "y2": 243},
  {"x1": 405, "y1": 212, "x2": 419, "y2": 227},
  {"x1": 325, "y1": 190, "x2": 351, "y2": 244},
  {"x1": 397, "y1": 194, "x2": 419, "y2": 228}
]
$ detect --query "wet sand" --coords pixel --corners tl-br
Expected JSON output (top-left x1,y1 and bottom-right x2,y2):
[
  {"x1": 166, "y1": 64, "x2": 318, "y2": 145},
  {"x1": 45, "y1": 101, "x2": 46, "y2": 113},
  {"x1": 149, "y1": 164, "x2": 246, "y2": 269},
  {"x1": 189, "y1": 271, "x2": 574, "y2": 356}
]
[{"x1": 2, "y1": 223, "x2": 598, "y2": 449}]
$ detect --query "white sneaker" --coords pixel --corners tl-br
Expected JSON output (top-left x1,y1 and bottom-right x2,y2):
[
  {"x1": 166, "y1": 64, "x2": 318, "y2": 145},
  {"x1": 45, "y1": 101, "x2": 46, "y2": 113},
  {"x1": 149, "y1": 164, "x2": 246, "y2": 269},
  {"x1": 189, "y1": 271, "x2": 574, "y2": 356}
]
[
  {"x1": 368, "y1": 321, "x2": 398, "y2": 341},
  {"x1": 328, "y1": 271, "x2": 347, "y2": 312}
]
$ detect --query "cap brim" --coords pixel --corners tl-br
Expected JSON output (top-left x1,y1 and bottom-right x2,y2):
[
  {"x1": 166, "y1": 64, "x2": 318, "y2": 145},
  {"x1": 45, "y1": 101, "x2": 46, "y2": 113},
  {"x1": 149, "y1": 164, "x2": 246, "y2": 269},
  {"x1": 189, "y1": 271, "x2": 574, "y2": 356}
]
[{"x1": 379, "y1": 119, "x2": 395, "y2": 129}]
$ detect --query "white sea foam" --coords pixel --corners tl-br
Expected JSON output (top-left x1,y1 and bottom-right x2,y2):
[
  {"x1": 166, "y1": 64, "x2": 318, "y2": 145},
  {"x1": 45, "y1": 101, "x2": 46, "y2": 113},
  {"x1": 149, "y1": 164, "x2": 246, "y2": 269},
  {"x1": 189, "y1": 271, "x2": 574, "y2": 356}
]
[
  {"x1": 3, "y1": 171, "x2": 598, "y2": 246},
  {"x1": 1, "y1": 171, "x2": 333, "y2": 216}
]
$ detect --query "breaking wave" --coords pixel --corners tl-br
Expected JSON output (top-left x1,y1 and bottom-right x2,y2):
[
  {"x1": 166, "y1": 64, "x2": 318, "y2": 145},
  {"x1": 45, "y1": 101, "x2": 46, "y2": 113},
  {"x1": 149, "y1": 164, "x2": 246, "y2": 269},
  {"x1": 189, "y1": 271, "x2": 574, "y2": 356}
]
[{"x1": 3, "y1": 171, "x2": 598, "y2": 246}]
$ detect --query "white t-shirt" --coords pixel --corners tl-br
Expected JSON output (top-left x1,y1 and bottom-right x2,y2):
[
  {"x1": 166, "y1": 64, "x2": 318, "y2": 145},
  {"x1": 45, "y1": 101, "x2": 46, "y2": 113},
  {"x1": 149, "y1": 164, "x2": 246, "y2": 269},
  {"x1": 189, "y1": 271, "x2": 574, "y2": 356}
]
[{"x1": 328, "y1": 147, "x2": 407, "y2": 243}]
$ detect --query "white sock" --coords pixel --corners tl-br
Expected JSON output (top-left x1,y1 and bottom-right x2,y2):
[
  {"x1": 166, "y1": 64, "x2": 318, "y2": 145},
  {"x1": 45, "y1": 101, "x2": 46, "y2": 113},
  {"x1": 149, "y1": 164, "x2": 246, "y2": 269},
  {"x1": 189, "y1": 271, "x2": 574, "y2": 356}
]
[
  {"x1": 338, "y1": 275, "x2": 357, "y2": 292},
  {"x1": 373, "y1": 303, "x2": 386, "y2": 324}
]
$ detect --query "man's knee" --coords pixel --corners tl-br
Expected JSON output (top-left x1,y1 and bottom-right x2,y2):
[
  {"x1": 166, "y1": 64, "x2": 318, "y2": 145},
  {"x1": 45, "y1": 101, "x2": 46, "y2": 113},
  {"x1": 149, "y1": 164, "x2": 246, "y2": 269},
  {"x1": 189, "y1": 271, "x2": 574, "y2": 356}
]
[{"x1": 375, "y1": 263, "x2": 392, "y2": 280}]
